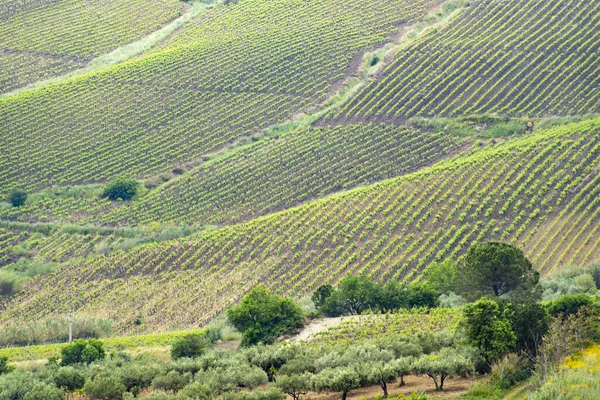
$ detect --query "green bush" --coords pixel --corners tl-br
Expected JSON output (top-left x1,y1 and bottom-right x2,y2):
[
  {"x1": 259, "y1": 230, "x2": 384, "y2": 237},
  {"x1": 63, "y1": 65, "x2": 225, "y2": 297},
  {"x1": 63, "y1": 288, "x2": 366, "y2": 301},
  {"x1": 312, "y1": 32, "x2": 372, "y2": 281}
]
[
  {"x1": 0, "y1": 356, "x2": 14, "y2": 375},
  {"x1": 84, "y1": 375, "x2": 126, "y2": 400},
  {"x1": 23, "y1": 382, "x2": 64, "y2": 400},
  {"x1": 60, "y1": 339, "x2": 105, "y2": 365},
  {"x1": 53, "y1": 366, "x2": 85, "y2": 391},
  {"x1": 103, "y1": 177, "x2": 138, "y2": 201},
  {"x1": 546, "y1": 293, "x2": 596, "y2": 318},
  {"x1": 152, "y1": 371, "x2": 192, "y2": 393},
  {"x1": 171, "y1": 333, "x2": 210, "y2": 359},
  {"x1": 226, "y1": 285, "x2": 304, "y2": 346},
  {"x1": 8, "y1": 189, "x2": 27, "y2": 207}
]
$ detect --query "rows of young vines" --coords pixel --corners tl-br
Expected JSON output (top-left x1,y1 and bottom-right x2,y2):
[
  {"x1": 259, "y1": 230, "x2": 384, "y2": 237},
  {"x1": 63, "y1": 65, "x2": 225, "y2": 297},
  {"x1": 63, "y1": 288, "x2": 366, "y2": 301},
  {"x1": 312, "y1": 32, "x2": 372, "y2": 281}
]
[
  {"x1": 307, "y1": 308, "x2": 460, "y2": 344},
  {"x1": 0, "y1": 125, "x2": 462, "y2": 226},
  {"x1": 0, "y1": 0, "x2": 182, "y2": 93},
  {"x1": 332, "y1": 0, "x2": 600, "y2": 122},
  {"x1": 2, "y1": 119, "x2": 599, "y2": 333},
  {"x1": 101, "y1": 125, "x2": 464, "y2": 226},
  {"x1": 0, "y1": 0, "x2": 437, "y2": 195}
]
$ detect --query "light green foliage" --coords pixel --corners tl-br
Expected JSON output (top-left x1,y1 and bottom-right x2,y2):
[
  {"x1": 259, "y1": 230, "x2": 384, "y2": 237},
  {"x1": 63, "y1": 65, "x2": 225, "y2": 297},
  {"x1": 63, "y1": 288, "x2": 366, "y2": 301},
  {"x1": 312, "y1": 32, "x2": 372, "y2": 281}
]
[
  {"x1": 462, "y1": 298, "x2": 516, "y2": 367},
  {"x1": 152, "y1": 371, "x2": 192, "y2": 393},
  {"x1": 53, "y1": 367, "x2": 85, "y2": 391},
  {"x1": 412, "y1": 347, "x2": 473, "y2": 391},
  {"x1": 171, "y1": 333, "x2": 210, "y2": 360},
  {"x1": 84, "y1": 375, "x2": 126, "y2": 400},
  {"x1": 313, "y1": 367, "x2": 361, "y2": 400},
  {"x1": 457, "y1": 242, "x2": 538, "y2": 300},
  {"x1": 275, "y1": 373, "x2": 313, "y2": 400},
  {"x1": 227, "y1": 285, "x2": 304, "y2": 346},
  {"x1": 423, "y1": 260, "x2": 457, "y2": 295},
  {"x1": 22, "y1": 382, "x2": 64, "y2": 400},
  {"x1": 335, "y1": 0, "x2": 600, "y2": 120}
]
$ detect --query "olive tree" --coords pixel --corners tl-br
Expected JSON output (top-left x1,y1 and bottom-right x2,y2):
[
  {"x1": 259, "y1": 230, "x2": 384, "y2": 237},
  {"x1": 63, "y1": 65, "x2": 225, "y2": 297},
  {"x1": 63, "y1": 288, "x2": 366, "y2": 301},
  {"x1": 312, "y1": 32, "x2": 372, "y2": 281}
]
[
  {"x1": 275, "y1": 373, "x2": 313, "y2": 400},
  {"x1": 313, "y1": 367, "x2": 360, "y2": 400},
  {"x1": 412, "y1": 348, "x2": 472, "y2": 391}
]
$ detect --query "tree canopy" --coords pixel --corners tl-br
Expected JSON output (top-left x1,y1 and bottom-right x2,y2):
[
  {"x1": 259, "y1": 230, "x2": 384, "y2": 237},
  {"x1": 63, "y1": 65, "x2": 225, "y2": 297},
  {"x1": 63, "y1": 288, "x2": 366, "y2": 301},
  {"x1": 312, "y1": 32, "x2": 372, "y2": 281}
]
[
  {"x1": 226, "y1": 285, "x2": 304, "y2": 346},
  {"x1": 457, "y1": 242, "x2": 538, "y2": 300}
]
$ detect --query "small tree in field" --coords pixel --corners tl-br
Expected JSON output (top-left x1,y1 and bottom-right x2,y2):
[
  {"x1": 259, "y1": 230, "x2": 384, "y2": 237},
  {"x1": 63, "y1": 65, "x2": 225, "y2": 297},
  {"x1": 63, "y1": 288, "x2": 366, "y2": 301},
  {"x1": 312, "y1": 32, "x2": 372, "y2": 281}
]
[
  {"x1": 457, "y1": 242, "x2": 538, "y2": 300},
  {"x1": 463, "y1": 298, "x2": 516, "y2": 368},
  {"x1": 226, "y1": 285, "x2": 304, "y2": 346},
  {"x1": 103, "y1": 177, "x2": 138, "y2": 201},
  {"x1": 8, "y1": 189, "x2": 27, "y2": 207},
  {"x1": 171, "y1": 333, "x2": 210, "y2": 359},
  {"x1": 412, "y1": 348, "x2": 472, "y2": 391},
  {"x1": 276, "y1": 373, "x2": 312, "y2": 400},
  {"x1": 313, "y1": 367, "x2": 360, "y2": 400}
]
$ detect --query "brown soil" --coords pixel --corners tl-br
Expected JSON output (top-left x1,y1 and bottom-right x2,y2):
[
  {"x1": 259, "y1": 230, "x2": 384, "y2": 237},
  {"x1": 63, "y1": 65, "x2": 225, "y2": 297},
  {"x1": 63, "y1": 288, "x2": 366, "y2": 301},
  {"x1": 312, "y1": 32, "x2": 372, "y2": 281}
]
[{"x1": 308, "y1": 375, "x2": 478, "y2": 399}]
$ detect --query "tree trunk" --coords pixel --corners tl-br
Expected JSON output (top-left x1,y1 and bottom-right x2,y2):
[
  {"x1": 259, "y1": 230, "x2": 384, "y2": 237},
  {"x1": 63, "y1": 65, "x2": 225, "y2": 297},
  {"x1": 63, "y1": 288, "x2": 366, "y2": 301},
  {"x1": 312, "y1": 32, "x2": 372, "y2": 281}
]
[
  {"x1": 493, "y1": 284, "x2": 499, "y2": 296},
  {"x1": 381, "y1": 380, "x2": 388, "y2": 398},
  {"x1": 342, "y1": 390, "x2": 348, "y2": 400},
  {"x1": 399, "y1": 374, "x2": 405, "y2": 387},
  {"x1": 428, "y1": 374, "x2": 440, "y2": 391},
  {"x1": 440, "y1": 374, "x2": 447, "y2": 391}
]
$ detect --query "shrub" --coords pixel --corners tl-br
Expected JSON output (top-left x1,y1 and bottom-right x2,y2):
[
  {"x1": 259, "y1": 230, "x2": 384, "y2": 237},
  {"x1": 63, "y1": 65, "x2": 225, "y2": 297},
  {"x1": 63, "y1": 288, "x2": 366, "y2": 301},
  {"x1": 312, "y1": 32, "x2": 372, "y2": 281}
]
[
  {"x1": 84, "y1": 375, "x2": 126, "y2": 400},
  {"x1": 103, "y1": 177, "x2": 138, "y2": 201},
  {"x1": 8, "y1": 189, "x2": 27, "y2": 207},
  {"x1": 490, "y1": 354, "x2": 532, "y2": 390},
  {"x1": 152, "y1": 371, "x2": 192, "y2": 393},
  {"x1": 60, "y1": 339, "x2": 105, "y2": 365},
  {"x1": 174, "y1": 382, "x2": 214, "y2": 400},
  {"x1": 0, "y1": 270, "x2": 20, "y2": 297},
  {"x1": 0, "y1": 356, "x2": 14, "y2": 375},
  {"x1": 226, "y1": 285, "x2": 304, "y2": 346},
  {"x1": 546, "y1": 294, "x2": 596, "y2": 318},
  {"x1": 171, "y1": 333, "x2": 210, "y2": 359},
  {"x1": 53, "y1": 367, "x2": 85, "y2": 391},
  {"x1": 23, "y1": 382, "x2": 64, "y2": 400}
]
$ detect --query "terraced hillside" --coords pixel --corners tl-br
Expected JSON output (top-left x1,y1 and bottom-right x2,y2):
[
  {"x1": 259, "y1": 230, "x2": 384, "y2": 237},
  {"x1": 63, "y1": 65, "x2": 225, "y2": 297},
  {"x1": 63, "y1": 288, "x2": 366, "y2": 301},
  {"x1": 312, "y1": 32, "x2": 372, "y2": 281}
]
[
  {"x1": 0, "y1": 125, "x2": 465, "y2": 226},
  {"x1": 332, "y1": 0, "x2": 600, "y2": 122},
  {"x1": 2, "y1": 119, "x2": 599, "y2": 334},
  {"x1": 0, "y1": 0, "x2": 183, "y2": 93},
  {"x1": 0, "y1": 0, "x2": 438, "y2": 196}
]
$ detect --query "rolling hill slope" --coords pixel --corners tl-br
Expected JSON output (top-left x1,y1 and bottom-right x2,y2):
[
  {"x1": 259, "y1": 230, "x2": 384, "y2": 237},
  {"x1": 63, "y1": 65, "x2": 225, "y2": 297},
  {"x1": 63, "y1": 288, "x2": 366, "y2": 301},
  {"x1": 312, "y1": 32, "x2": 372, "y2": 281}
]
[
  {"x1": 0, "y1": 0, "x2": 183, "y2": 93},
  {"x1": 332, "y1": 0, "x2": 600, "y2": 122},
  {"x1": 2, "y1": 118, "x2": 599, "y2": 334},
  {"x1": 0, "y1": 0, "x2": 438, "y2": 196},
  {"x1": 0, "y1": 125, "x2": 466, "y2": 226}
]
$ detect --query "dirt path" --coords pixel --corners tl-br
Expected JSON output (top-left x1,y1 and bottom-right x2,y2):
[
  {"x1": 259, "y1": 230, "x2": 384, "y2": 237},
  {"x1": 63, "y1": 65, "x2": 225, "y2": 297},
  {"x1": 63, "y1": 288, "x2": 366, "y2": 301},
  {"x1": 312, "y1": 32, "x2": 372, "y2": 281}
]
[{"x1": 292, "y1": 317, "x2": 349, "y2": 341}]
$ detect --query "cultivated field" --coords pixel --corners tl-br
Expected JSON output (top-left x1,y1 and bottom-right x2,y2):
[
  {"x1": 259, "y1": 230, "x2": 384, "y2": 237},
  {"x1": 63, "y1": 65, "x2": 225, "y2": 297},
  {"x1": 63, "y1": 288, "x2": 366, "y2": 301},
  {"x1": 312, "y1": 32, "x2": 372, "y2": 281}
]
[
  {"x1": 332, "y1": 0, "x2": 600, "y2": 122},
  {"x1": 2, "y1": 119, "x2": 599, "y2": 333}
]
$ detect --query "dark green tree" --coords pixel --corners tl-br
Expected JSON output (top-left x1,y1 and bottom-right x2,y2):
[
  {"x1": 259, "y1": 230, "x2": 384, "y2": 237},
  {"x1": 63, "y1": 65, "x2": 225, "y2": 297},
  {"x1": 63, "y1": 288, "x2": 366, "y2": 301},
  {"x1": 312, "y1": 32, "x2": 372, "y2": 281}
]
[
  {"x1": 311, "y1": 284, "x2": 333, "y2": 308},
  {"x1": 171, "y1": 333, "x2": 210, "y2": 359},
  {"x1": 0, "y1": 356, "x2": 14, "y2": 375},
  {"x1": 53, "y1": 366, "x2": 85, "y2": 391},
  {"x1": 8, "y1": 188, "x2": 27, "y2": 207},
  {"x1": 503, "y1": 299, "x2": 549, "y2": 356},
  {"x1": 60, "y1": 339, "x2": 105, "y2": 365},
  {"x1": 457, "y1": 242, "x2": 538, "y2": 300},
  {"x1": 103, "y1": 177, "x2": 138, "y2": 201},
  {"x1": 84, "y1": 375, "x2": 126, "y2": 400},
  {"x1": 320, "y1": 274, "x2": 377, "y2": 316},
  {"x1": 462, "y1": 298, "x2": 516, "y2": 368},
  {"x1": 226, "y1": 285, "x2": 304, "y2": 346}
]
